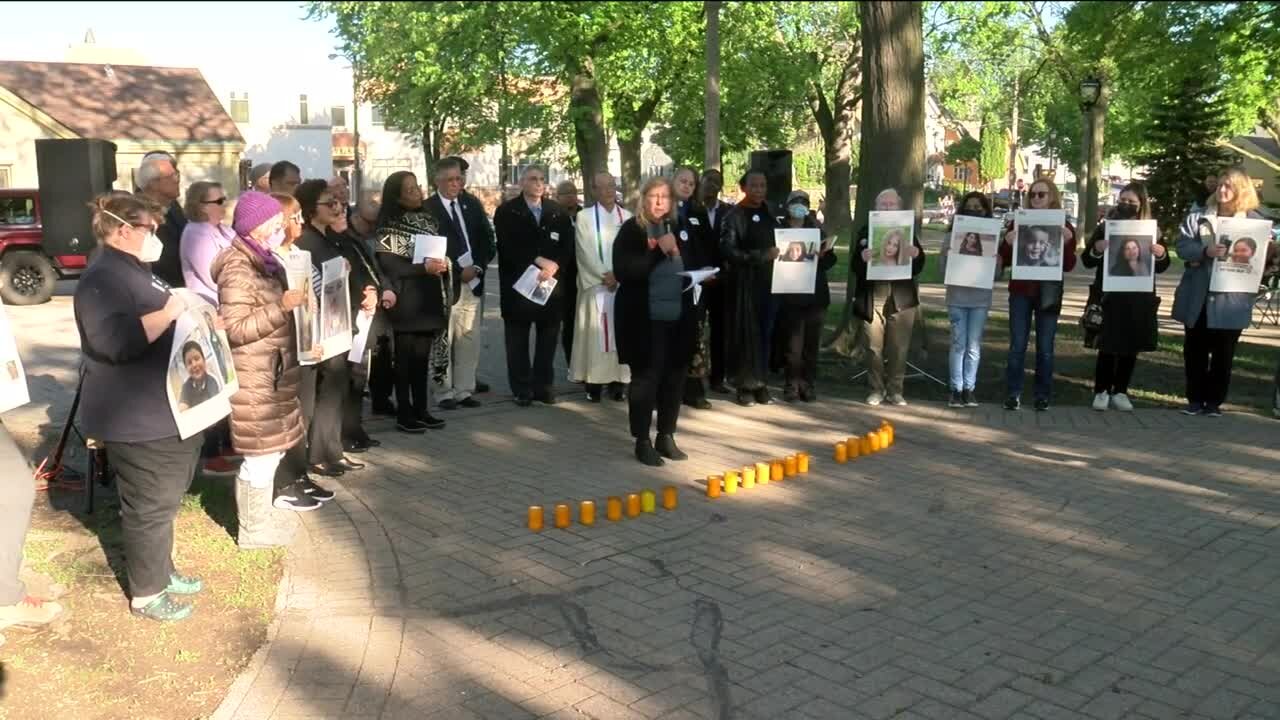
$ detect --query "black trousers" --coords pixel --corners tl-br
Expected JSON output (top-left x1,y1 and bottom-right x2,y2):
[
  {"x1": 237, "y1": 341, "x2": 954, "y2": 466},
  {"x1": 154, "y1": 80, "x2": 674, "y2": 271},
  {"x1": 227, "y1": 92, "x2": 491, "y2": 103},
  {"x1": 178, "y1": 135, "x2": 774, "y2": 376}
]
[
  {"x1": 1184, "y1": 311, "x2": 1242, "y2": 408},
  {"x1": 705, "y1": 283, "x2": 726, "y2": 387},
  {"x1": 343, "y1": 356, "x2": 369, "y2": 444},
  {"x1": 368, "y1": 334, "x2": 394, "y2": 408},
  {"x1": 1094, "y1": 353, "x2": 1137, "y2": 394},
  {"x1": 394, "y1": 331, "x2": 435, "y2": 423},
  {"x1": 105, "y1": 434, "x2": 201, "y2": 599},
  {"x1": 504, "y1": 314, "x2": 561, "y2": 397},
  {"x1": 300, "y1": 355, "x2": 349, "y2": 465},
  {"x1": 562, "y1": 285, "x2": 577, "y2": 367},
  {"x1": 274, "y1": 441, "x2": 308, "y2": 490},
  {"x1": 779, "y1": 304, "x2": 824, "y2": 391},
  {"x1": 629, "y1": 320, "x2": 689, "y2": 439}
]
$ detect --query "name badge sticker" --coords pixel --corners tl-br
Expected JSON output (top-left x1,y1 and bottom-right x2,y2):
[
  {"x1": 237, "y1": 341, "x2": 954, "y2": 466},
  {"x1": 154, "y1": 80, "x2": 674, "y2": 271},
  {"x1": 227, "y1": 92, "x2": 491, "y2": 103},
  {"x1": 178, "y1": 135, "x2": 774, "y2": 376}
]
[
  {"x1": 550, "y1": 231, "x2": 560, "y2": 241},
  {"x1": 689, "y1": 217, "x2": 700, "y2": 226}
]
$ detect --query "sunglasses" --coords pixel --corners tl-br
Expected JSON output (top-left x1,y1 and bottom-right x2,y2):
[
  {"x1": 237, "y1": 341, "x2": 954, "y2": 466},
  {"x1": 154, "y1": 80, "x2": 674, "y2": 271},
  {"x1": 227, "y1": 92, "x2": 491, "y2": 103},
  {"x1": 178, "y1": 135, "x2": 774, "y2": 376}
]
[
  {"x1": 1029, "y1": 191, "x2": 1050, "y2": 199},
  {"x1": 201, "y1": 197, "x2": 226, "y2": 205}
]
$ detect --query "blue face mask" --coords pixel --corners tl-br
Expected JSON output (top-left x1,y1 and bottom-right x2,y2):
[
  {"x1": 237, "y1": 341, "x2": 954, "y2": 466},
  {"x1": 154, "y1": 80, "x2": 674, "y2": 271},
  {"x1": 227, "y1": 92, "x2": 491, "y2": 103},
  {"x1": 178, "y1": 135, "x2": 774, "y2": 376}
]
[{"x1": 788, "y1": 204, "x2": 808, "y2": 220}]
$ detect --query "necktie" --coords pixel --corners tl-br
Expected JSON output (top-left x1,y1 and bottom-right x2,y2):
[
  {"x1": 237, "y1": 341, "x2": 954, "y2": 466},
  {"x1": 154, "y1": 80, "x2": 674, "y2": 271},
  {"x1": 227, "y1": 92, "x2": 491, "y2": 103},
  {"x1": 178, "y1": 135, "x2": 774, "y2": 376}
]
[{"x1": 450, "y1": 200, "x2": 470, "y2": 252}]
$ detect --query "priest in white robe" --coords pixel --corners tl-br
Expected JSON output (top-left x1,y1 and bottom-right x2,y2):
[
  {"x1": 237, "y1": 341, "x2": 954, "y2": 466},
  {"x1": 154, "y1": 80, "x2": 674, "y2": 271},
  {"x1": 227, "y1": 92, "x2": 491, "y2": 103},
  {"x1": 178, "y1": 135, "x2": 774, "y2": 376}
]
[{"x1": 570, "y1": 171, "x2": 632, "y2": 401}]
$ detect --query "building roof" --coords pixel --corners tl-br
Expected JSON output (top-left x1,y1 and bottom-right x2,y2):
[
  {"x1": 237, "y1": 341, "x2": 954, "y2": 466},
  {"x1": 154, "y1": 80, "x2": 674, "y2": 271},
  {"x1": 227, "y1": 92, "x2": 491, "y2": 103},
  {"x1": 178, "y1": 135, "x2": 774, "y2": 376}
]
[{"x1": 0, "y1": 60, "x2": 243, "y2": 144}]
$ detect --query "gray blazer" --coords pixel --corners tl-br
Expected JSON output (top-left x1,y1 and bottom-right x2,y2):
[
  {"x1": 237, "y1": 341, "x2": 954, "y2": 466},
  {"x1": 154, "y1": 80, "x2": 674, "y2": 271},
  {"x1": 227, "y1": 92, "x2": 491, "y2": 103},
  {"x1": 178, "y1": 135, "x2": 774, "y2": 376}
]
[{"x1": 1171, "y1": 207, "x2": 1264, "y2": 330}]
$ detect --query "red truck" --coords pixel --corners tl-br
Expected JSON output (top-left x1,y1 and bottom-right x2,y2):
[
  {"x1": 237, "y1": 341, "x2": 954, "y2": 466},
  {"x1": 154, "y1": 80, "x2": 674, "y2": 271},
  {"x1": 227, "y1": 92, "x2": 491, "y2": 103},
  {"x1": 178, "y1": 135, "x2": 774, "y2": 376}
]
[{"x1": 0, "y1": 188, "x2": 89, "y2": 305}]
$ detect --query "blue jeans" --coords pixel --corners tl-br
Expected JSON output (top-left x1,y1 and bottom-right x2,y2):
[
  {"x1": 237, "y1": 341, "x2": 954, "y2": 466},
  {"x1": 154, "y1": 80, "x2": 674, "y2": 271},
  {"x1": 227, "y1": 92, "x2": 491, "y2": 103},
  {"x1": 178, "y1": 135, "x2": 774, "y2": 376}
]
[
  {"x1": 1006, "y1": 294, "x2": 1059, "y2": 401},
  {"x1": 948, "y1": 306, "x2": 989, "y2": 391}
]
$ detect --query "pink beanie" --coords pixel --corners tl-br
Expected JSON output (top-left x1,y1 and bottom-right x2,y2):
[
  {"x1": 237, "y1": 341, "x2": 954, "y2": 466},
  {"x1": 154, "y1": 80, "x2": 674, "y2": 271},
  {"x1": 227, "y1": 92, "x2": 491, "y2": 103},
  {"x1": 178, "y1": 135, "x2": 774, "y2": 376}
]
[{"x1": 232, "y1": 191, "x2": 281, "y2": 237}]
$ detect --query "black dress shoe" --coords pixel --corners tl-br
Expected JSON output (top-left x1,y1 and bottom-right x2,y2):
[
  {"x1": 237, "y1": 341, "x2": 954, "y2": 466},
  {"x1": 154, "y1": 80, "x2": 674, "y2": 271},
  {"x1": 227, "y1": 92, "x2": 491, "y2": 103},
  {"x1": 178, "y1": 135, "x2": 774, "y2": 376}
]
[
  {"x1": 685, "y1": 396, "x2": 712, "y2": 410},
  {"x1": 419, "y1": 414, "x2": 446, "y2": 430},
  {"x1": 783, "y1": 387, "x2": 799, "y2": 403},
  {"x1": 710, "y1": 382, "x2": 731, "y2": 395},
  {"x1": 800, "y1": 387, "x2": 817, "y2": 403},
  {"x1": 343, "y1": 440, "x2": 371, "y2": 454},
  {"x1": 514, "y1": 394, "x2": 532, "y2": 407},
  {"x1": 458, "y1": 397, "x2": 482, "y2": 408},
  {"x1": 754, "y1": 387, "x2": 774, "y2": 405},
  {"x1": 396, "y1": 419, "x2": 427, "y2": 434},
  {"x1": 736, "y1": 391, "x2": 756, "y2": 407},
  {"x1": 634, "y1": 437, "x2": 664, "y2": 467},
  {"x1": 534, "y1": 391, "x2": 558, "y2": 405},
  {"x1": 609, "y1": 383, "x2": 627, "y2": 401},
  {"x1": 365, "y1": 438, "x2": 382, "y2": 448},
  {"x1": 310, "y1": 463, "x2": 345, "y2": 477},
  {"x1": 439, "y1": 399, "x2": 458, "y2": 411},
  {"x1": 475, "y1": 380, "x2": 491, "y2": 393},
  {"x1": 587, "y1": 388, "x2": 602, "y2": 403},
  {"x1": 371, "y1": 402, "x2": 397, "y2": 416},
  {"x1": 337, "y1": 457, "x2": 365, "y2": 471},
  {"x1": 655, "y1": 433, "x2": 688, "y2": 461}
]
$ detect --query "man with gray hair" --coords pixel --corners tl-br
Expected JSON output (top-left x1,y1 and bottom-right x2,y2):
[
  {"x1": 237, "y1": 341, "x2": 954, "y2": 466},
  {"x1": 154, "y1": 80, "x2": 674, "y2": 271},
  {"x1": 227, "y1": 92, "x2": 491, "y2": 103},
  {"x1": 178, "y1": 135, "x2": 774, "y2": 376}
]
[
  {"x1": 137, "y1": 152, "x2": 186, "y2": 286},
  {"x1": 249, "y1": 163, "x2": 272, "y2": 192},
  {"x1": 851, "y1": 187, "x2": 926, "y2": 406}
]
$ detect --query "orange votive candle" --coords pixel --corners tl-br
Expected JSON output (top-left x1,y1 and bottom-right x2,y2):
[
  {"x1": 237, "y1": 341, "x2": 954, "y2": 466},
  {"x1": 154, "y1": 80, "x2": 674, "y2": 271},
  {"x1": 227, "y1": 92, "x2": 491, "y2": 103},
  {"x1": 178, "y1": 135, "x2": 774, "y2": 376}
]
[
  {"x1": 756, "y1": 461, "x2": 771, "y2": 484},
  {"x1": 834, "y1": 442, "x2": 848, "y2": 463},
  {"x1": 606, "y1": 496, "x2": 623, "y2": 521},
  {"x1": 771, "y1": 459, "x2": 785, "y2": 480},
  {"x1": 859, "y1": 434, "x2": 872, "y2": 455},
  {"x1": 661, "y1": 485, "x2": 678, "y2": 510},
  {"x1": 579, "y1": 500, "x2": 596, "y2": 526},
  {"x1": 886, "y1": 425, "x2": 895, "y2": 445},
  {"x1": 707, "y1": 475, "x2": 722, "y2": 498},
  {"x1": 878, "y1": 428, "x2": 890, "y2": 449},
  {"x1": 868, "y1": 432, "x2": 881, "y2": 452},
  {"x1": 784, "y1": 455, "x2": 798, "y2": 477},
  {"x1": 742, "y1": 466, "x2": 756, "y2": 488},
  {"x1": 528, "y1": 506, "x2": 544, "y2": 532},
  {"x1": 798, "y1": 452, "x2": 810, "y2": 473},
  {"x1": 554, "y1": 503, "x2": 571, "y2": 529},
  {"x1": 847, "y1": 437, "x2": 860, "y2": 459},
  {"x1": 641, "y1": 490, "x2": 656, "y2": 513},
  {"x1": 625, "y1": 493, "x2": 641, "y2": 517}
]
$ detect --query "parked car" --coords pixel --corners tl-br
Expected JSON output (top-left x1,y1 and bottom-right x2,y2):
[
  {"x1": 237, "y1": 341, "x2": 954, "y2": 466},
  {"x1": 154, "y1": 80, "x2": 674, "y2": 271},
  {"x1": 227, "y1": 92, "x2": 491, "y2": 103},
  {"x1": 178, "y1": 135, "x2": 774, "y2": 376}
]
[{"x1": 0, "y1": 189, "x2": 88, "y2": 305}]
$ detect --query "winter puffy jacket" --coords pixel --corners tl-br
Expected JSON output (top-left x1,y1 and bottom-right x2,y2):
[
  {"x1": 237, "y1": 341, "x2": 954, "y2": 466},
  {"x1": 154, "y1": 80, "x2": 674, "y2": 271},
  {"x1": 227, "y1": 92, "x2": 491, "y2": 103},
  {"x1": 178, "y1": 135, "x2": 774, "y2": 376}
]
[{"x1": 211, "y1": 238, "x2": 305, "y2": 456}]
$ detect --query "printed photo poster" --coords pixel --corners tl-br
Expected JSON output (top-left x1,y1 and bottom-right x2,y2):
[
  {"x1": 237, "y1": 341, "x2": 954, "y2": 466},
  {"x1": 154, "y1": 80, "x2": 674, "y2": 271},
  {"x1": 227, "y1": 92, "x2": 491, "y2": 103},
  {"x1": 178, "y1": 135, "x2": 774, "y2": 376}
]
[
  {"x1": 771, "y1": 228, "x2": 821, "y2": 294},
  {"x1": 944, "y1": 215, "x2": 1001, "y2": 290},
  {"x1": 1011, "y1": 209, "x2": 1067, "y2": 281},
  {"x1": 0, "y1": 303, "x2": 30, "y2": 414},
  {"x1": 1102, "y1": 219, "x2": 1158, "y2": 293},
  {"x1": 281, "y1": 248, "x2": 319, "y2": 365},
  {"x1": 318, "y1": 256, "x2": 353, "y2": 360},
  {"x1": 514, "y1": 264, "x2": 557, "y2": 306},
  {"x1": 867, "y1": 211, "x2": 916, "y2": 281},
  {"x1": 166, "y1": 291, "x2": 237, "y2": 439},
  {"x1": 1209, "y1": 217, "x2": 1272, "y2": 293}
]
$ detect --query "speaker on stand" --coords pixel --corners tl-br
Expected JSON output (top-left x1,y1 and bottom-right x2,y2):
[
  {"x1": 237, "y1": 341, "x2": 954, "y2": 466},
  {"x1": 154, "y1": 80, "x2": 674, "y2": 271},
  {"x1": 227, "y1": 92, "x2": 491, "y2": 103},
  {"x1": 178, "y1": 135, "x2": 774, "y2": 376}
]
[{"x1": 35, "y1": 139, "x2": 118, "y2": 261}]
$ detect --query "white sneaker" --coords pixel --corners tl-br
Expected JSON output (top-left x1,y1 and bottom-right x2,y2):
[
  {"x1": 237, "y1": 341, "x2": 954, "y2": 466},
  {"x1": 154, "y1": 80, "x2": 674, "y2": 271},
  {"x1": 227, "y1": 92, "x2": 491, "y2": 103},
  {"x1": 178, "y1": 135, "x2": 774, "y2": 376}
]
[
  {"x1": 1110, "y1": 393, "x2": 1134, "y2": 412},
  {"x1": 1092, "y1": 392, "x2": 1109, "y2": 411},
  {"x1": 866, "y1": 393, "x2": 883, "y2": 406}
]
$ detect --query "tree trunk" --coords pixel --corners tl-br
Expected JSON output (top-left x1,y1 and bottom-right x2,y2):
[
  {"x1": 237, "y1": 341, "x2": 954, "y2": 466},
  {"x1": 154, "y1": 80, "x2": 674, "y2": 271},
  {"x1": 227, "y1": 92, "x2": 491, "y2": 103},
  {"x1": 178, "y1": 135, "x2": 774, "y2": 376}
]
[
  {"x1": 704, "y1": 0, "x2": 722, "y2": 172},
  {"x1": 570, "y1": 63, "x2": 609, "y2": 205},
  {"x1": 421, "y1": 117, "x2": 445, "y2": 192},
  {"x1": 808, "y1": 38, "x2": 860, "y2": 243},
  {"x1": 827, "y1": 0, "x2": 925, "y2": 357},
  {"x1": 618, "y1": 132, "x2": 643, "y2": 208},
  {"x1": 1008, "y1": 75, "x2": 1020, "y2": 189},
  {"x1": 1083, "y1": 90, "x2": 1107, "y2": 235}
]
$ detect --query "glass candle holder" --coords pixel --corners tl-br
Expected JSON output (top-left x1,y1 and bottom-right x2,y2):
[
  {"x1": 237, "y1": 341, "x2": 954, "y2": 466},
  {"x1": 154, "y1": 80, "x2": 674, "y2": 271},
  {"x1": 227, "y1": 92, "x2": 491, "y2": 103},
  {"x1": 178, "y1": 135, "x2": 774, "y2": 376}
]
[
  {"x1": 641, "y1": 490, "x2": 656, "y2": 513},
  {"x1": 797, "y1": 452, "x2": 810, "y2": 473},
  {"x1": 528, "y1": 505, "x2": 544, "y2": 532},
  {"x1": 554, "y1": 503, "x2": 571, "y2": 529},
  {"x1": 606, "y1": 496, "x2": 623, "y2": 521},
  {"x1": 756, "y1": 461, "x2": 771, "y2": 484},
  {"x1": 784, "y1": 455, "x2": 798, "y2": 477},
  {"x1": 742, "y1": 466, "x2": 756, "y2": 489},
  {"x1": 834, "y1": 442, "x2": 848, "y2": 463},
  {"x1": 661, "y1": 485, "x2": 678, "y2": 510},
  {"x1": 579, "y1": 500, "x2": 596, "y2": 526},
  {"x1": 707, "y1": 475, "x2": 723, "y2": 498},
  {"x1": 626, "y1": 493, "x2": 642, "y2": 517}
]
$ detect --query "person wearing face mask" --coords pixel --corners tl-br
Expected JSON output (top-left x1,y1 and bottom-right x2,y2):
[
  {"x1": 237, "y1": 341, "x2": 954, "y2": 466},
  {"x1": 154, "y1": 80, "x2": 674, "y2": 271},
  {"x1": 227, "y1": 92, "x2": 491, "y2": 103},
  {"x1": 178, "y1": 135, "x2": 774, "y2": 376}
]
[
  {"x1": 852, "y1": 188, "x2": 927, "y2": 407},
  {"x1": 721, "y1": 170, "x2": 781, "y2": 406},
  {"x1": 671, "y1": 167, "x2": 716, "y2": 410},
  {"x1": 775, "y1": 190, "x2": 836, "y2": 402},
  {"x1": 74, "y1": 193, "x2": 203, "y2": 621},
  {"x1": 938, "y1": 191, "x2": 1002, "y2": 408},
  {"x1": 1172, "y1": 167, "x2": 1270, "y2": 417},
  {"x1": 997, "y1": 177, "x2": 1077, "y2": 412},
  {"x1": 211, "y1": 192, "x2": 310, "y2": 551},
  {"x1": 1080, "y1": 182, "x2": 1170, "y2": 412}
]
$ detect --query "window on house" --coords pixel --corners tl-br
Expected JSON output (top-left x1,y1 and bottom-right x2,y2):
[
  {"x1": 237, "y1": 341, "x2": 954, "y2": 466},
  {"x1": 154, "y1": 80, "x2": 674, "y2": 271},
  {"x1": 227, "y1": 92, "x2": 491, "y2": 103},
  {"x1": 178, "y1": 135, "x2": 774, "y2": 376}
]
[
  {"x1": 0, "y1": 166, "x2": 10, "y2": 189},
  {"x1": 230, "y1": 92, "x2": 249, "y2": 123},
  {"x1": 331, "y1": 105, "x2": 346, "y2": 128},
  {"x1": 299, "y1": 94, "x2": 309, "y2": 125},
  {"x1": 371, "y1": 106, "x2": 384, "y2": 126}
]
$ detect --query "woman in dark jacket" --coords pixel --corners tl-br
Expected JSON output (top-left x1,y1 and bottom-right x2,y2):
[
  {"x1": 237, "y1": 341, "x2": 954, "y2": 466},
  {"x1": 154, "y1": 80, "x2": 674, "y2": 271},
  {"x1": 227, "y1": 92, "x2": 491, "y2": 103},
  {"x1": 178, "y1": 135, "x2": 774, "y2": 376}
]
[
  {"x1": 74, "y1": 193, "x2": 199, "y2": 621},
  {"x1": 672, "y1": 167, "x2": 716, "y2": 410},
  {"x1": 1080, "y1": 182, "x2": 1170, "y2": 412},
  {"x1": 294, "y1": 179, "x2": 363, "y2": 476},
  {"x1": 614, "y1": 176, "x2": 702, "y2": 466},
  {"x1": 721, "y1": 170, "x2": 780, "y2": 407},
  {"x1": 374, "y1": 171, "x2": 454, "y2": 433},
  {"x1": 776, "y1": 190, "x2": 837, "y2": 402}
]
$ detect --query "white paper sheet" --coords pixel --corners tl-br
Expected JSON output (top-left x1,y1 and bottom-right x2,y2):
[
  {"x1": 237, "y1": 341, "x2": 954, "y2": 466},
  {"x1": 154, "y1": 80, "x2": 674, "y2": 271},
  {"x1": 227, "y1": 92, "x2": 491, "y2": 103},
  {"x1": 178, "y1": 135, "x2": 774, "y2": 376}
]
[
  {"x1": 458, "y1": 250, "x2": 474, "y2": 268},
  {"x1": 0, "y1": 303, "x2": 30, "y2": 414},
  {"x1": 318, "y1": 256, "x2": 353, "y2": 360},
  {"x1": 165, "y1": 291, "x2": 237, "y2": 439},
  {"x1": 347, "y1": 310, "x2": 374, "y2": 362},
  {"x1": 944, "y1": 216, "x2": 1002, "y2": 290},
  {"x1": 412, "y1": 234, "x2": 448, "y2": 263},
  {"x1": 1209, "y1": 217, "x2": 1271, "y2": 294},
  {"x1": 595, "y1": 286, "x2": 617, "y2": 354},
  {"x1": 772, "y1": 228, "x2": 820, "y2": 294},
  {"x1": 1011, "y1": 209, "x2": 1067, "y2": 281},
  {"x1": 1102, "y1": 219, "x2": 1159, "y2": 293},
  {"x1": 281, "y1": 249, "x2": 319, "y2": 365},
  {"x1": 866, "y1": 211, "x2": 916, "y2": 281},
  {"x1": 514, "y1": 264, "x2": 557, "y2": 306},
  {"x1": 678, "y1": 266, "x2": 720, "y2": 305}
]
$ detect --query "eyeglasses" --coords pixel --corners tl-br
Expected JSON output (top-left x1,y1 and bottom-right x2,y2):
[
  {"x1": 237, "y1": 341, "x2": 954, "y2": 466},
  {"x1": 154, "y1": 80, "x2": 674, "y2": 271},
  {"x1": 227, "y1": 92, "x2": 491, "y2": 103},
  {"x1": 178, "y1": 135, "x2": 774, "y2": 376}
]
[
  {"x1": 317, "y1": 200, "x2": 341, "y2": 208},
  {"x1": 201, "y1": 197, "x2": 226, "y2": 205},
  {"x1": 1029, "y1": 191, "x2": 1050, "y2": 199},
  {"x1": 290, "y1": 212, "x2": 303, "y2": 223},
  {"x1": 101, "y1": 209, "x2": 157, "y2": 233}
]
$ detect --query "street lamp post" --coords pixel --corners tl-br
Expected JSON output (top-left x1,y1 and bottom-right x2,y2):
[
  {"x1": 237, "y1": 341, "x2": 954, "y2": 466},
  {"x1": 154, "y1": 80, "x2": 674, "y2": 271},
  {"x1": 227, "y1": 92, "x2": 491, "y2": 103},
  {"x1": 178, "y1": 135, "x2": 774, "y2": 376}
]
[
  {"x1": 1079, "y1": 76, "x2": 1102, "y2": 234},
  {"x1": 352, "y1": 60, "x2": 361, "y2": 206}
]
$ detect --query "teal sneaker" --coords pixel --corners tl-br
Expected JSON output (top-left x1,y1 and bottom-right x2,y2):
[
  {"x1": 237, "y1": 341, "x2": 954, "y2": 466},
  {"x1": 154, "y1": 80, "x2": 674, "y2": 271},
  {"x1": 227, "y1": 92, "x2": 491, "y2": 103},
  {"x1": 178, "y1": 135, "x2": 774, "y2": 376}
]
[
  {"x1": 130, "y1": 593, "x2": 193, "y2": 622},
  {"x1": 166, "y1": 572, "x2": 204, "y2": 596}
]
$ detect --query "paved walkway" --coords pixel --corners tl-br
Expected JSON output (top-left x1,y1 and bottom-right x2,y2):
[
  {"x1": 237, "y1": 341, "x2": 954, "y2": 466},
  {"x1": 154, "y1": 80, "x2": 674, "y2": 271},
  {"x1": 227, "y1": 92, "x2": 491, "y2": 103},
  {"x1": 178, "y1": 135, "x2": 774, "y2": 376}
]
[{"x1": 211, "y1": 394, "x2": 1280, "y2": 720}]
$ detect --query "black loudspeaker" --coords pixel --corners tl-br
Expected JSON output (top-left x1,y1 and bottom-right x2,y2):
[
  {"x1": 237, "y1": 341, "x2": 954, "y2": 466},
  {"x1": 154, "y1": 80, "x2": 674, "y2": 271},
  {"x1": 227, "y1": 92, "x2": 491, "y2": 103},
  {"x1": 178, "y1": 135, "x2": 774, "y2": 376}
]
[
  {"x1": 749, "y1": 149, "x2": 792, "y2": 212},
  {"x1": 35, "y1": 139, "x2": 118, "y2": 258}
]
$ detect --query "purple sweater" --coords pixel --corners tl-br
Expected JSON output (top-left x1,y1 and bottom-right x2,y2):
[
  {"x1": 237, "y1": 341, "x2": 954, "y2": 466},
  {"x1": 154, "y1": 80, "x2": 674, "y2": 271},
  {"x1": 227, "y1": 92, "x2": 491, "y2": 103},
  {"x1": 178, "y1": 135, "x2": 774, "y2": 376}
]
[{"x1": 180, "y1": 221, "x2": 235, "y2": 305}]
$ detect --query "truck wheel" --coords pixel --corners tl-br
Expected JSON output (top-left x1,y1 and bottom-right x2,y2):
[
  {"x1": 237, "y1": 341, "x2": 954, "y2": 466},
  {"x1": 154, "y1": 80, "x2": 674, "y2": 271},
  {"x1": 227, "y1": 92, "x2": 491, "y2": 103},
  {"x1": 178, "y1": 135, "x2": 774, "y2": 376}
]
[{"x1": 0, "y1": 250, "x2": 57, "y2": 305}]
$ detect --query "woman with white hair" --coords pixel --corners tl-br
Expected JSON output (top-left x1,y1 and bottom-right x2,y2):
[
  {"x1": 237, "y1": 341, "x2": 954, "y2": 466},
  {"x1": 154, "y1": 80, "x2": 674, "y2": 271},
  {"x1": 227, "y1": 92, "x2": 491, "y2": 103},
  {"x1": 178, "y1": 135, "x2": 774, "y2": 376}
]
[{"x1": 851, "y1": 188, "x2": 926, "y2": 406}]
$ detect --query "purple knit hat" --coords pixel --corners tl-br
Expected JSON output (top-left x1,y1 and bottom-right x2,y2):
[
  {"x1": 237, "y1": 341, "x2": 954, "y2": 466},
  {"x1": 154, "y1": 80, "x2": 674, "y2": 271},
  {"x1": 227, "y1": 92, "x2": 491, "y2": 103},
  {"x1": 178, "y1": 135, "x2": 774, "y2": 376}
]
[{"x1": 232, "y1": 191, "x2": 282, "y2": 238}]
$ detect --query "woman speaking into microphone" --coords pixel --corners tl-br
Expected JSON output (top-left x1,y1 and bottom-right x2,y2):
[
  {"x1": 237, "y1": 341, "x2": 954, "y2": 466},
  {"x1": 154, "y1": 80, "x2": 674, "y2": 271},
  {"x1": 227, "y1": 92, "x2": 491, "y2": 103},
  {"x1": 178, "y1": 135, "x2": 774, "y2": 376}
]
[{"x1": 613, "y1": 177, "x2": 705, "y2": 466}]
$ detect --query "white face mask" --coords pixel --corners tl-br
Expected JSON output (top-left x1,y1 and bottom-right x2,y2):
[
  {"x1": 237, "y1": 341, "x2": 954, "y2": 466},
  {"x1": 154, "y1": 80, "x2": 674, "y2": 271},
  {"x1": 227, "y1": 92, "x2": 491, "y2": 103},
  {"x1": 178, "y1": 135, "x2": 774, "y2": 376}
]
[{"x1": 139, "y1": 232, "x2": 164, "y2": 263}]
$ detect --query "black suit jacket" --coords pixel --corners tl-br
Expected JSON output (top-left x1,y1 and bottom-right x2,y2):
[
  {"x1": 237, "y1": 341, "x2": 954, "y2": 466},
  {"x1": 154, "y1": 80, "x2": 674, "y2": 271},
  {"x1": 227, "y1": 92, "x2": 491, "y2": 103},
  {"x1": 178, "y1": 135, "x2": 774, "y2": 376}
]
[
  {"x1": 426, "y1": 192, "x2": 496, "y2": 297},
  {"x1": 494, "y1": 196, "x2": 575, "y2": 320}
]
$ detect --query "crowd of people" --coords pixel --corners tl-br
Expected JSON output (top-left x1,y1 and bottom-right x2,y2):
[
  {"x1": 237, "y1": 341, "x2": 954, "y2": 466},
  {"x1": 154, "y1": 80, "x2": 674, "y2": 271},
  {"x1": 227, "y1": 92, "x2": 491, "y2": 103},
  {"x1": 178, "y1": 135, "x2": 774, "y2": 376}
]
[{"x1": 1, "y1": 148, "x2": 1278, "y2": 628}]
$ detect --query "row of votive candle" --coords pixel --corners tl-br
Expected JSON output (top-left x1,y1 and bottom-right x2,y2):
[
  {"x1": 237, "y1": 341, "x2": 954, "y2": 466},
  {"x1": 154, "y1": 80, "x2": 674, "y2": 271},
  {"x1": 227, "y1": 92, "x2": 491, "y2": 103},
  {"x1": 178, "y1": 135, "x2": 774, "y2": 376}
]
[
  {"x1": 706, "y1": 452, "x2": 810, "y2": 498},
  {"x1": 834, "y1": 420, "x2": 894, "y2": 462},
  {"x1": 528, "y1": 486, "x2": 678, "y2": 531}
]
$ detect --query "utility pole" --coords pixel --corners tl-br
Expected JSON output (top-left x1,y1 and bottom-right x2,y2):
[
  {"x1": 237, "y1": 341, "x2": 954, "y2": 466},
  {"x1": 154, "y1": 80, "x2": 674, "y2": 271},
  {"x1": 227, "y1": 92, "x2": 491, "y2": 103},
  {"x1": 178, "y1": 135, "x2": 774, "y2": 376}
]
[
  {"x1": 352, "y1": 60, "x2": 361, "y2": 205},
  {"x1": 1008, "y1": 74, "x2": 1019, "y2": 191},
  {"x1": 704, "y1": 0, "x2": 721, "y2": 172}
]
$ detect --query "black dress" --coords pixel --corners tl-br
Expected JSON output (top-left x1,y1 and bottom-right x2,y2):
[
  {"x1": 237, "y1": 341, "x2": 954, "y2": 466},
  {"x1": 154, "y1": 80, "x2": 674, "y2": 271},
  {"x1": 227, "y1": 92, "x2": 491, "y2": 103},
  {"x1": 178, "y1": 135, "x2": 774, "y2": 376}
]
[
  {"x1": 1080, "y1": 223, "x2": 1171, "y2": 355},
  {"x1": 720, "y1": 203, "x2": 779, "y2": 391}
]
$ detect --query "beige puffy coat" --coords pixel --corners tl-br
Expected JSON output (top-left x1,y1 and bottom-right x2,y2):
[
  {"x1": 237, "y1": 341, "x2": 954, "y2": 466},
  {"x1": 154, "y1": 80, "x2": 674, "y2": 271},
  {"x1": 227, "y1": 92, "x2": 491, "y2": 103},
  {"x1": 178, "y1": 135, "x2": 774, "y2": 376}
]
[{"x1": 211, "y1": 238, "x2": 305, "y2": 456}]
